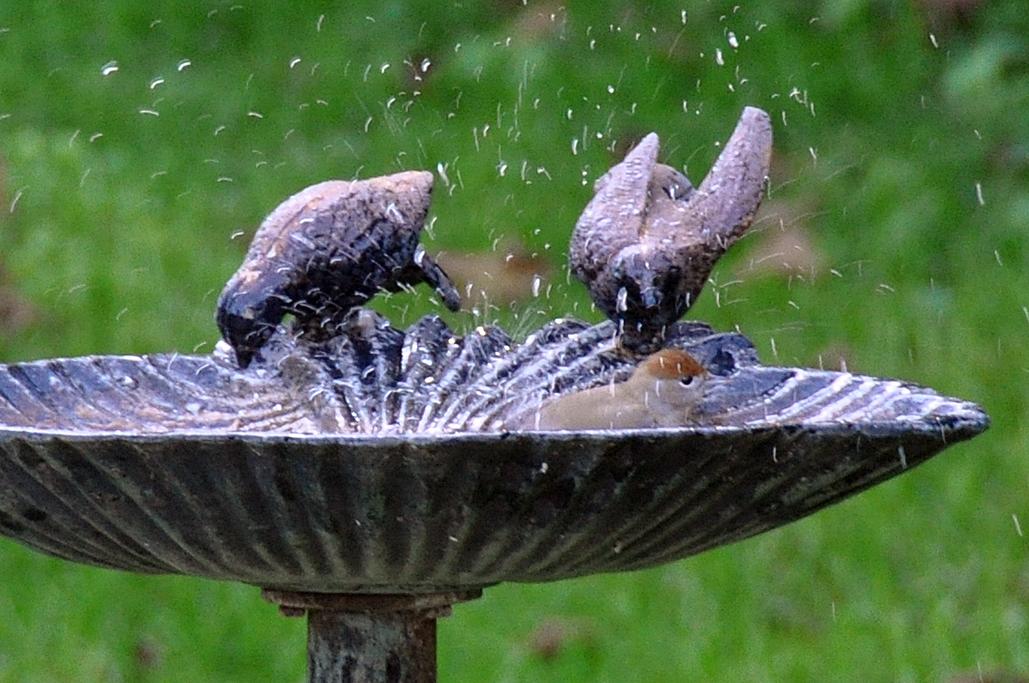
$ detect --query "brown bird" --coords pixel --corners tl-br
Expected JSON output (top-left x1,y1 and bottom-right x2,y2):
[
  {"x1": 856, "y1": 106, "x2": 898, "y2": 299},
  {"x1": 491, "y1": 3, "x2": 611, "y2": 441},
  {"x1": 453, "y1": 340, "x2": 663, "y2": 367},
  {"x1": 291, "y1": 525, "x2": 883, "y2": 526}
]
[
  {"x1": 216, "y1": 172, "x2": 460, "y2": 368},
  {"x1": 570, "y1": 107, "x2": 773, "y2": 351},
  {"x1": 519, "y1": 349, "x2": 708, "y2": 430}
]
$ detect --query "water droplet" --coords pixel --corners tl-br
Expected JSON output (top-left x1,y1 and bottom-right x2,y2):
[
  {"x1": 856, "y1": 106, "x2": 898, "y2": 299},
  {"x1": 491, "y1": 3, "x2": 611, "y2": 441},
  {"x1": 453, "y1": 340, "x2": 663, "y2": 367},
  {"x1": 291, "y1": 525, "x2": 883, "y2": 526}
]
[
  {"x1": 8, "y1": 188, "x2": 24, "y2": 214},
  {"x1": 176, "y1": 59, "x2": 192, "y2": 72},
  {"x1": 289, "y1": 56, "x2": 302, "y2": 69},
  {"x1": 149, "y1": 77, "x2": 165, "y2": 90},
  {"x1": 616, "y1": 288, "x2": 628, "y2": 312},
  {"x1": 100, "y1": 61, "x2": 119, "y2": 76}
]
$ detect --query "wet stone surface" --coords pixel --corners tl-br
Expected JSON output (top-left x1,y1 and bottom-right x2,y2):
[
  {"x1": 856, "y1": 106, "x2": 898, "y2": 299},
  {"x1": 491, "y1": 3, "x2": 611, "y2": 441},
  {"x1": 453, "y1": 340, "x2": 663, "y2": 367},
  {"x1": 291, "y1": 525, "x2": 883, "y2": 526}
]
[{"x1": 0, "y1": 311, "x2": 988, "y2": 435}]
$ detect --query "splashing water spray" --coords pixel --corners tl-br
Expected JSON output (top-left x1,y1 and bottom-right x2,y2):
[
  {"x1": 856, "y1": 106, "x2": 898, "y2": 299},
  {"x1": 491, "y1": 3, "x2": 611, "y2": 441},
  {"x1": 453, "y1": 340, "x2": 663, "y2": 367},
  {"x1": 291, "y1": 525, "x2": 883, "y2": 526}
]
[{"x1": 0, "y1": 108, "x2": 987, "y2": 682}]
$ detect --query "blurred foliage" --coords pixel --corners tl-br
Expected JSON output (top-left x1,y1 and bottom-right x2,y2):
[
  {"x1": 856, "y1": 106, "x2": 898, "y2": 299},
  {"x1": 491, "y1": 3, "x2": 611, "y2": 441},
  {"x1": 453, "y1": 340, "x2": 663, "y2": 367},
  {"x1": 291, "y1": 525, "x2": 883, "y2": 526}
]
[{"x1": 0, "y1": 0, "x2": 1026, "y2": 680}]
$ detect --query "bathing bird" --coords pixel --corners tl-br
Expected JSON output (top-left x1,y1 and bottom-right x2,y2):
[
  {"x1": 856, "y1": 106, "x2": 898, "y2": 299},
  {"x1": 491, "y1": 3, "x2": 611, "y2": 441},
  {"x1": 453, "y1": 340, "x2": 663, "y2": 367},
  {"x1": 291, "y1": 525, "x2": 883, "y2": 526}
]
[
  {"x1": 570, "y1": 107, "x2": 773, "y2": 352},
  {"x1": 216, "y1": 172, "x2": 460, "y2": 368},
  {"x1": 520, "y1": 348, "x2": 708, "y2": 430}
]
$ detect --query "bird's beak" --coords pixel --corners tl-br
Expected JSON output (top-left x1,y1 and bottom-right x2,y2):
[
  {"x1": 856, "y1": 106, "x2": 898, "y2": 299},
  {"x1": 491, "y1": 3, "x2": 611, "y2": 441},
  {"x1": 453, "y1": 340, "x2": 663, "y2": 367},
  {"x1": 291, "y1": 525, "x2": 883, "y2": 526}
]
[
  {"x1": 639, "y1": 286, "x2": 663, "y2": 310},
  {"x1": 235, "y1": 348, "x2": 254, "y2": 369}
]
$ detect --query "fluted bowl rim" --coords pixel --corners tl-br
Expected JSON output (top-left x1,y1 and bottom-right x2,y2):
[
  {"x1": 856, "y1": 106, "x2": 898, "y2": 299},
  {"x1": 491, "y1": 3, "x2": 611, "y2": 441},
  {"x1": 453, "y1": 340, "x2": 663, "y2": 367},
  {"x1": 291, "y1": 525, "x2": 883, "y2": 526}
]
[{"x1": 0, "y1": 408, "x2": 990, "y2": 445}]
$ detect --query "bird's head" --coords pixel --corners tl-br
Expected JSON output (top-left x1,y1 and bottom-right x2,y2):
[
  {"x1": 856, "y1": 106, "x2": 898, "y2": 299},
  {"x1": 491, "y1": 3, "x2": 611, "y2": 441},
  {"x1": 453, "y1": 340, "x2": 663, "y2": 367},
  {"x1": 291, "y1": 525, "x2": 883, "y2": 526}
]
[
  {"x1": 604, "y1": 247, "x2": 704, "y2": 354},
  {"x1": 608, "y1": 246, "x2": 686, "y2": 333},
  {"x1": 630, "y1": 348, "x2": 709, "y2": 413},
  {"x1": 215, "y1": 273, "x2": 289, "y2": 368}
]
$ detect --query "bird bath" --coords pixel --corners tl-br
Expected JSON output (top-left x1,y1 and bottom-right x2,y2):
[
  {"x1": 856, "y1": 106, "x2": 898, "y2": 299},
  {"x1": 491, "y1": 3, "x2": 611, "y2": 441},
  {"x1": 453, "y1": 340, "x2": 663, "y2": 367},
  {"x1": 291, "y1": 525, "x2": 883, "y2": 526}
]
[{"x1": 0, "y1": 108, "x2": 989, "y2": 682}]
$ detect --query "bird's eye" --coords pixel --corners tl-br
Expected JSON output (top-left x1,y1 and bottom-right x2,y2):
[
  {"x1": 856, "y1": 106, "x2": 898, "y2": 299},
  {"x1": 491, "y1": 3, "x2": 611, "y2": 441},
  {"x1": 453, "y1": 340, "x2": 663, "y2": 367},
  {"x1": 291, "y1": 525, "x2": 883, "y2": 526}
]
[{"x1": 679, "y1": 375, "x2": 695, "y2": 387}]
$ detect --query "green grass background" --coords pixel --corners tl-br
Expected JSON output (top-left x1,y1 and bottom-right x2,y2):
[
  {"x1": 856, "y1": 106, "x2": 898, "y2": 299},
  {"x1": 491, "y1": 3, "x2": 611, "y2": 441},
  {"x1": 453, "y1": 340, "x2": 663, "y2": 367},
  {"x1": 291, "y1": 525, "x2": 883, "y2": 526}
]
[{"x1": 0, "y1": 1, "x2": 1025, "y2": 680}]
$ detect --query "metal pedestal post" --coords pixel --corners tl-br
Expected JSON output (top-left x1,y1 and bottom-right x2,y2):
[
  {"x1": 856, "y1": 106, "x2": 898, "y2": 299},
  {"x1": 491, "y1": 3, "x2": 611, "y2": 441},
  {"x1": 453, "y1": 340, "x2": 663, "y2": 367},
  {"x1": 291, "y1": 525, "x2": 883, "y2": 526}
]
[{"x1": 262, "y1": 589, "x2": 482, "y2": 683}]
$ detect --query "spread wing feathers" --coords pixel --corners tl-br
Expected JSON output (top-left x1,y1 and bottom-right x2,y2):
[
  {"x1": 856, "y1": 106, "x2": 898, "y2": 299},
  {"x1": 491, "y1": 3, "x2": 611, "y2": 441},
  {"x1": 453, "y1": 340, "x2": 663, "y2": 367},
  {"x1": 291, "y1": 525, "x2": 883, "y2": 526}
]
[
  {"x1": 688, "y1": 106, "x2": 773, "y2": 251},
  {"x1": 570, "y1": 133, "x2": 659, "y2": 282},
  {"x1": 629, "y1": 107, "x2": 773, "y2": 256},
  {"x1": 572, "y1": 107, "x2": 772, "y2": 268},
  {"x1": 0, "y1": 312, "x2": 983, "y2": 436}
]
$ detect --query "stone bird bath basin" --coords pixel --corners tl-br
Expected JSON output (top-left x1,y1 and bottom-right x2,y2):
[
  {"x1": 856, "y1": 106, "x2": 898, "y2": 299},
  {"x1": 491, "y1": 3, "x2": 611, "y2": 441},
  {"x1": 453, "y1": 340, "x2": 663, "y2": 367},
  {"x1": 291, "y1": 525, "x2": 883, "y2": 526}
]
[{"x1": 0, "y1": 320, "x2": 988, "y2": 593}]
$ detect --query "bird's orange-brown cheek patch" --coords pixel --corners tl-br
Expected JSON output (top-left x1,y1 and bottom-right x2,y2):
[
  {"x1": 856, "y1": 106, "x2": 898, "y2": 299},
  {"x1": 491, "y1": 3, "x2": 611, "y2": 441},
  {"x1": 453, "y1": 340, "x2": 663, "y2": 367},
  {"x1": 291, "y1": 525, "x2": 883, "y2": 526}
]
[{"x1": 642, "y1": 348, "x2": 705, "y2": 379}]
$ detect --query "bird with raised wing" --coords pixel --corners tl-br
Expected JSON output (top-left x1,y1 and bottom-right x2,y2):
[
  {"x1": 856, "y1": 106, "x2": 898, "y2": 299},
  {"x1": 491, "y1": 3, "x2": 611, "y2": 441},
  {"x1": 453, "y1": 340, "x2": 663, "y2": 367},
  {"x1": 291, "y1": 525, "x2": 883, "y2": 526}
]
[{"x1": 570, "y1": 107, "x2": 773, "y2": 351}]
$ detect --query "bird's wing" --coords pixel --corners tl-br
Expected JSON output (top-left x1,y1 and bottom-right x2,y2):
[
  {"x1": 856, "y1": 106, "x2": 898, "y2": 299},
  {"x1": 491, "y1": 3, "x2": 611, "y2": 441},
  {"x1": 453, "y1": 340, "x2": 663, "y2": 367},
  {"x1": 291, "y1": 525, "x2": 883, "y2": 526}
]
[
  {"x1": 570, "y1": 133, "x2": 660, "y2": 278},
  {"x1": 686, "y1": 106, "x2": 773, "y2": 248}
]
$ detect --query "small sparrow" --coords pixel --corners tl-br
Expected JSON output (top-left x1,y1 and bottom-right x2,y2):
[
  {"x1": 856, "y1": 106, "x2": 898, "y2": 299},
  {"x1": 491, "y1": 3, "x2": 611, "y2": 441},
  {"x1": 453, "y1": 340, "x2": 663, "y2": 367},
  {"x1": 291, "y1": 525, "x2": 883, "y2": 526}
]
[
  {"x1": 522, "y1": 349, "x2": 708, "y2": 430},
  {"x1": 217, "y1": 172, "x2": 460, "y2": 368},
  {"x1": 570, "y1": 107, "x2": 772, "y2": 351}
]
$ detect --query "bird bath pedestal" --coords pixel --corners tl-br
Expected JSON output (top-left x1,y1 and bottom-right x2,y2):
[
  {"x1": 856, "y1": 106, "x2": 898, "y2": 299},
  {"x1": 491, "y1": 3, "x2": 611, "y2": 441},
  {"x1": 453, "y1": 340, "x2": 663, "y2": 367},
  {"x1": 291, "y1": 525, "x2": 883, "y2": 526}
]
[{"x1": 261, "y1": 589, "x2": 482, "y2": 683}]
